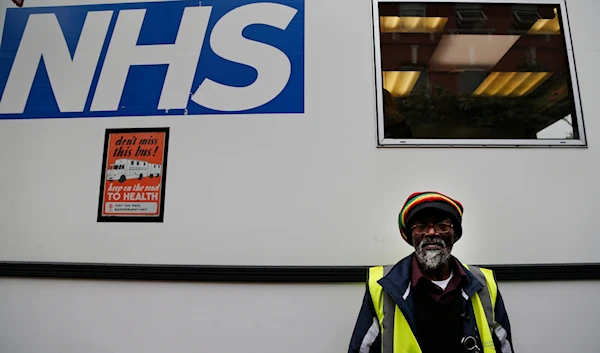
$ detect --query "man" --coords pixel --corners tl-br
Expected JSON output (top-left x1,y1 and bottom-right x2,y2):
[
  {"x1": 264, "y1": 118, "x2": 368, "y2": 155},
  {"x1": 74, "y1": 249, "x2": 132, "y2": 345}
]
[{"x1": 348, "y1": 191, "x2": 513, "y2": 353}]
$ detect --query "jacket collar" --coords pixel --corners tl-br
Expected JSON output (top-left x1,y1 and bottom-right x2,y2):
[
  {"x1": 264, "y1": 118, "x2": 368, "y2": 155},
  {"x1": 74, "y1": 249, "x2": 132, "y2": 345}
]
[
  {"x1": 377, "y1": 254, "x2": 417, "y2": 331},
  {"x1": 376, "y1": 253, "x2": 485, "y2": 331},
  {"x1": 379, "y1": 253, "x2": 484, "y2": 296},
  {"x1": 457, "y1": 259, "x2": 485, "y2": 297}
]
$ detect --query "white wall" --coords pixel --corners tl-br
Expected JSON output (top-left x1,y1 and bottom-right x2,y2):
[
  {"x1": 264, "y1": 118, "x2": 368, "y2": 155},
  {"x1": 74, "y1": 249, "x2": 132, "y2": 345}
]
[
  {"x1": 1, "y1": 0, "x2": 599, "y2": 267},
  {"x1": 1, "y1": 278, "x2": 599, "y2": 353}
]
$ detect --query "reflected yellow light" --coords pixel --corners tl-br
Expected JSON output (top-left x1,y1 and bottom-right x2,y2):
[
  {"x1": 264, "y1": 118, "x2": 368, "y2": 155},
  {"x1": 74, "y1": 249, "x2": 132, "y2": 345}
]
[
  {"x1": 528, "y1": 8, "x2": 560, "y2": 35},
  {"x1": 380, "y1": 16, "x2": 448, "y2": 33},
  {"x1": 473, "y1": 72, "x2": 553, "y2": 97},
  {"x1": 383, "y1": 71, "x2": 421, "y2": 97}
]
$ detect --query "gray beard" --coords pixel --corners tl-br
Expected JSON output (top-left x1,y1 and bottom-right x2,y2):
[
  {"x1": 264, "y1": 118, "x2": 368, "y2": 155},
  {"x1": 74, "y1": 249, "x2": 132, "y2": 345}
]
[{"x1": 415, "y1": 237, "x2": 451, "y2": 271}]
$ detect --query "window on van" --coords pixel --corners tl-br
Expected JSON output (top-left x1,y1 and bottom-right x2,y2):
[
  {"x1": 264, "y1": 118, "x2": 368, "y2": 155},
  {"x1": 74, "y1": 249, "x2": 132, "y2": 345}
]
[{"x1": 373, "y1": 1, "x2": 585, "y2": 147}]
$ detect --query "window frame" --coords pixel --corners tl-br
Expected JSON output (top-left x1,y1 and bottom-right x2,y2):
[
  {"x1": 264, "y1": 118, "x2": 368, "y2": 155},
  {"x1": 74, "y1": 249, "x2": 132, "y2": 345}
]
[{"x1": 371, "y1": 0, "x2": 587, "y2": 147}]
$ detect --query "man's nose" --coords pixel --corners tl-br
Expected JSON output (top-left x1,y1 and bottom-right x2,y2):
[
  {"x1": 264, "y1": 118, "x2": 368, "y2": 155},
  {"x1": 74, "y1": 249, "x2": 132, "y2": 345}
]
[{"x1": 424, "y1": 226, "x2": 437, "y2": 236}]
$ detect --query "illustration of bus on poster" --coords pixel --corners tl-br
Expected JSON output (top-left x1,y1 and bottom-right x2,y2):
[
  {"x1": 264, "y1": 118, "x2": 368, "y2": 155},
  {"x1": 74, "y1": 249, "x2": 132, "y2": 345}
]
[
  {"x1": 107, "y1": 159, "x2": 162, "y2": 183},
  {"x1": 98, "y1": 128, "x2": 169, "y2": 222}
]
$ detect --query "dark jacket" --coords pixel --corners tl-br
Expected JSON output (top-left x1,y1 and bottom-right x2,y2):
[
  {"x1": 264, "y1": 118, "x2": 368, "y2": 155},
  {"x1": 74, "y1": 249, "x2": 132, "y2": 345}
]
[{"x1": 348, "y1": 254, "x2": 514, "y2": 353}]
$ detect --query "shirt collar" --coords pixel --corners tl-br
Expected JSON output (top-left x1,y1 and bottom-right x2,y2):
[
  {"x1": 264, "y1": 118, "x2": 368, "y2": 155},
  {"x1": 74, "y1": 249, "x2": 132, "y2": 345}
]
[{"x1": 411, "y1": 254, "x2": 468, "y2": 288}]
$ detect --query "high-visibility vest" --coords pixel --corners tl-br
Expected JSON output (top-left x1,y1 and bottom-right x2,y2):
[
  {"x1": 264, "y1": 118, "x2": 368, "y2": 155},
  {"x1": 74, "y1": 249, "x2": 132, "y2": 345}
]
[{"x1": 368, "y1": 264, "x2": 498, "y2": 353}]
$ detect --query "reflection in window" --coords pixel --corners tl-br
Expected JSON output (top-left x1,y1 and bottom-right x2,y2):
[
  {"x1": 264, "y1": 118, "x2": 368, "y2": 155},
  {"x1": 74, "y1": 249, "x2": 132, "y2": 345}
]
[
  {"x1": 375, "y1": 2, "x2": 584, "y2": 145},
  {"x1": 536, "y1": 114, "x2": 573, "y2": 139}
]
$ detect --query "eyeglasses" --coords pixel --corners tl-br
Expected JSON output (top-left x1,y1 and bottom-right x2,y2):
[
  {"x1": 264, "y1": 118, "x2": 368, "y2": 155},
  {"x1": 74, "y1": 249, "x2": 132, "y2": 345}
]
[{"x1": 411, "y1": 222, "x2": 453, "y2": 234}]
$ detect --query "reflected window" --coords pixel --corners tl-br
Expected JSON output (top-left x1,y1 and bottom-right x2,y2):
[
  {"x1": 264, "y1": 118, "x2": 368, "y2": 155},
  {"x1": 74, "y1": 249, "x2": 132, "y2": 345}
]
[{"x1": 373, "y1": 1, "x2": 585, "y2": 146}]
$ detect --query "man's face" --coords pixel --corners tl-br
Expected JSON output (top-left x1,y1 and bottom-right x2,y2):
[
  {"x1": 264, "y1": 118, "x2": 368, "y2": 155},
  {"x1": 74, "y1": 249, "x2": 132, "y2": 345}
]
[{"x1": 410, "y1": 210, "x2": 456, "y2": 270}]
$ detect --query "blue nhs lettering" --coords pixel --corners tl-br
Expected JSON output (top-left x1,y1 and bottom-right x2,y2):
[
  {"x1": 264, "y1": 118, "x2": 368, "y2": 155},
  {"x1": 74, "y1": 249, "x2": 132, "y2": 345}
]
[{"x1": 0, "y1": 0, "x2": 304, "y2": 119}]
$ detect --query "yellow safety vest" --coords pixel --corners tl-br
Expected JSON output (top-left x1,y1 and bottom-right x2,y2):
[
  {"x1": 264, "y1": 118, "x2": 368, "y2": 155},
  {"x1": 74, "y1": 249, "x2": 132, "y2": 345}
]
[{"x1": 368, "y1": 264, "x2": 498, "y2": 353}]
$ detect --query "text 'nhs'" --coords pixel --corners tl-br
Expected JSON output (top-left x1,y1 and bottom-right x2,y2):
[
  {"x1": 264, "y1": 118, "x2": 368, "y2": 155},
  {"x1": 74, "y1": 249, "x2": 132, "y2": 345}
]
[{"x1": 0, "y1": 0, "x2": 305, "y2": 119}]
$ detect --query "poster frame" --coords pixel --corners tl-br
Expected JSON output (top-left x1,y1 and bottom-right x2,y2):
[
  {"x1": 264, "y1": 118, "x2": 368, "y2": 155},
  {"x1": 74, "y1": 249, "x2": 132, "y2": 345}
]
[{"x1": 96, "y1": 127, "x2": 170, "y2": 223}]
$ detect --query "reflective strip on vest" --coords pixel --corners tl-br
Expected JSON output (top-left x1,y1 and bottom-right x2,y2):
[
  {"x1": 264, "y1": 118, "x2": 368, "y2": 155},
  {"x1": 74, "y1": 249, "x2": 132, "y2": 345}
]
[
  {"x1": 493, "y1": 322, "x2": 513, "y2": 353},
  {"x1": 469, "y1": 266, "x2": 496, "y2": 327},
  {"x1": 369, "y1": 265, "x2": 498, "y2": 353},
  {"x1": 463, "y1": 265, "x2": 498, "y2": 353},
  {"x1": 470, "y1": 290, "x2": 496, "y2": 352},
  {"x1": 467, "y1": 266, "x2": 513, "y2": 353},
  {"x1": 368, "y1": 266, "x2": 421, "y2": 353}
]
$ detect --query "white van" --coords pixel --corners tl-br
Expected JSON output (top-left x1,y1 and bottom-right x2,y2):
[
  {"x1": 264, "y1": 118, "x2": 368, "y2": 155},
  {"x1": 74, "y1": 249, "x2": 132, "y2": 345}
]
[{"x1": 106, "y1": 158, "x2": 161, "y2": 182}]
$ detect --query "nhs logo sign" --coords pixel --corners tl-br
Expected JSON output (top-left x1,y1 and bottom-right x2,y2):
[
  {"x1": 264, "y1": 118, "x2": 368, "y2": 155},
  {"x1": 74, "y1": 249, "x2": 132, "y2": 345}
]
[{"x1": 0, "y1": 0, "x2": 304, "y2": 119}]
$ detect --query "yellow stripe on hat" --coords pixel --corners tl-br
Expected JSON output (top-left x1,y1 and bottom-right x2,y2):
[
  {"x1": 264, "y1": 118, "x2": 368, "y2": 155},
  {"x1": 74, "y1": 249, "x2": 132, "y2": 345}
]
[{"x1": 400, "y1": 193, "x2": 463, "y2": 228}]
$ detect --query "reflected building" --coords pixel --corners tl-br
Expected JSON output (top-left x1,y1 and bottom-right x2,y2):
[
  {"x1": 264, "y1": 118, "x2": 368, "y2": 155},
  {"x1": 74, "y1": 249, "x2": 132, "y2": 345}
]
[{"x1": 378, "y1": 3, "x2": 578, "y2": 140}]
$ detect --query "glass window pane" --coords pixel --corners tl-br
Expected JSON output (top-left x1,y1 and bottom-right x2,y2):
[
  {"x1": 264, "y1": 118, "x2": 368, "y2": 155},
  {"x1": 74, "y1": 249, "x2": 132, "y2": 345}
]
[{"x1": 375, "y1": 2, "x2": 584, "y2": 145}]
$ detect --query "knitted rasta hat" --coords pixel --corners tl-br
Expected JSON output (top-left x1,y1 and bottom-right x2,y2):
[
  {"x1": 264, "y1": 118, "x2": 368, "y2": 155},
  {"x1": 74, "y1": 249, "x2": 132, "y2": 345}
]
[{"x1": 398, "y1": 191, "x2": 464, "y2": 245}]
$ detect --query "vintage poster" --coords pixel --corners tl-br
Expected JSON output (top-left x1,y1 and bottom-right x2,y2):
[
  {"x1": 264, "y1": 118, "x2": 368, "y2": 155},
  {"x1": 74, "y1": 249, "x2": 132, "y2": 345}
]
[{"x1": 97, "y1": 127, "x2": 169, "y2": 222}]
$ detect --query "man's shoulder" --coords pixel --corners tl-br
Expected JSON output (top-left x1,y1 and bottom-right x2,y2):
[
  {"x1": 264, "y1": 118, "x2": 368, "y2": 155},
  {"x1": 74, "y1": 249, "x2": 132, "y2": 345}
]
[{"x1": 454, "y1": 258, "x2": 494, "y2": 275}]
